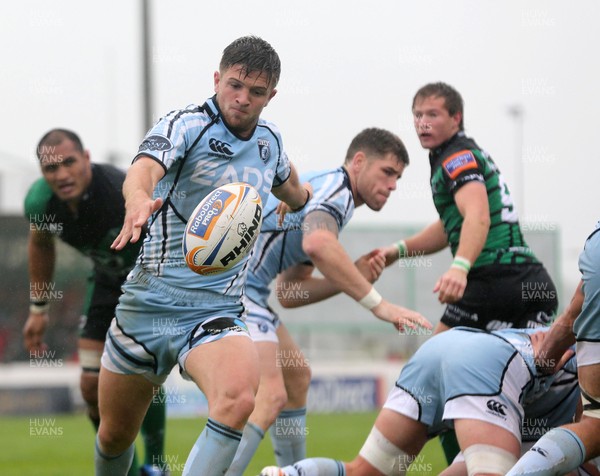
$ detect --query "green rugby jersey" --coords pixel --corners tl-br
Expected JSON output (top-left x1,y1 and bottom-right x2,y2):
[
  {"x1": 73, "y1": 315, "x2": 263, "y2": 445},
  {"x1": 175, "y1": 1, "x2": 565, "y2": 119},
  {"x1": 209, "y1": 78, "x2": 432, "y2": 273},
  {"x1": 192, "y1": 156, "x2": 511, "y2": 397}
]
[{"x1": 429, "y1": 132, "x2": 538, "y2": 267}]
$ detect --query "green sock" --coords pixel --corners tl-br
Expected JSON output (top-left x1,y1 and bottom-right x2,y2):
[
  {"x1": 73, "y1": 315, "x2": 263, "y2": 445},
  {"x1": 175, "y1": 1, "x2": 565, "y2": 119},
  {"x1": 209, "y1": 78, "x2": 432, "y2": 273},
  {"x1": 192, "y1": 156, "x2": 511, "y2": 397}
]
[
  {"x1": 439, "y1": 431, "x2": 461, "y2": 465},
  {"x1": 141, "y1": 385, "x2": 167, "y2": 466}
]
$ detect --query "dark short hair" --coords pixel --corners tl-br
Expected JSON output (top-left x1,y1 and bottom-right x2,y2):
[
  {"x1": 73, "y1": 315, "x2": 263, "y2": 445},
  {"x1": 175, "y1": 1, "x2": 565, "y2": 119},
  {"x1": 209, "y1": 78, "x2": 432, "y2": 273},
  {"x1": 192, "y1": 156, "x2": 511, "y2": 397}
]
[
  {"x1": 344, "y1": 128, "x2": 409, "y2": 166},
  {"x1": 412, "y1": 82, "x2": 465, "y2": 130},
  {"x1": 36, "y1": 128, "x2": 84, "y2": 160},
  {"x1": 220, "y1": 36, "x2": 281, "y2": 88}
]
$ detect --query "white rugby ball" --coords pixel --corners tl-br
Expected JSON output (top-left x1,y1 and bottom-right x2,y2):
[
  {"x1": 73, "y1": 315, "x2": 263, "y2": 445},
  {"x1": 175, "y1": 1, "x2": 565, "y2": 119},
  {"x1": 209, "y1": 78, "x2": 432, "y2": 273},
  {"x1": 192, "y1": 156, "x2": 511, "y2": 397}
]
[{"x1": 183, "y1": 182, "x2": 263, "y2": 276}]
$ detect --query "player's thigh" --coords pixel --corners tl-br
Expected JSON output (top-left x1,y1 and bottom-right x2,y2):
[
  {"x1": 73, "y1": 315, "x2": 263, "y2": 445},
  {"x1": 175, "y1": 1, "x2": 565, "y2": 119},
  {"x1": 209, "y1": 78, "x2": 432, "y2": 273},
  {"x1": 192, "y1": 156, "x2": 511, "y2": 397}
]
[
  {"x1": 185, "y1": 334, "x2": 260, "y2": 403},
  {"x1": 276, "y1": 323, "x2": 310, "y2": 394},
  {"x1": 375, "y1": 408, "x2": 428, "y2": 456},
  {"x1": 454, "y1": 418, "x2": 520, "y2": 457},
  {"x1": 97, "y1": 367, "x2": 156, "y2": 442}
]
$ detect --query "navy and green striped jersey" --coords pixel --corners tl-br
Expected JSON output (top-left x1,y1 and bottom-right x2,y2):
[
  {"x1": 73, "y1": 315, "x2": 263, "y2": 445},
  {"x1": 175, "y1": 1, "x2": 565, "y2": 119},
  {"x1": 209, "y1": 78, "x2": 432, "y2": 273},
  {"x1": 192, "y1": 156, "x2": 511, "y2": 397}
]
[
  {"x1": 429, "y1": 132, "x2": 538, "y2": 267},
  {"x1": 135, "y1": 96, "x2": 292, "y2": 296}
]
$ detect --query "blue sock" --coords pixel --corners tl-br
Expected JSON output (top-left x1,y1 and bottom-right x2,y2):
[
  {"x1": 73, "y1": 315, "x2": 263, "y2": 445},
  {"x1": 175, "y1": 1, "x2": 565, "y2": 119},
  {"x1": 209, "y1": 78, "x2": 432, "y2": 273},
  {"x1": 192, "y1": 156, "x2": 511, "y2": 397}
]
[
  {"x1": 270, "y1": 408, "x2": 307, "y2": 466},
  {"x1": 226, "y1": 422, "x2": 265, "y2": 476},
  {"x1": 183, "y1": 418, "x2": 242, "y2": 476},
  {"x1": 94, "y1": 436, "x2": 135, "y2": 476},
  {"x1": 280, "y1": 458, "x2": 346, "y2": 476},
  {"x1": 506, "y1": 428, "x2": 586, "y2": 475}
]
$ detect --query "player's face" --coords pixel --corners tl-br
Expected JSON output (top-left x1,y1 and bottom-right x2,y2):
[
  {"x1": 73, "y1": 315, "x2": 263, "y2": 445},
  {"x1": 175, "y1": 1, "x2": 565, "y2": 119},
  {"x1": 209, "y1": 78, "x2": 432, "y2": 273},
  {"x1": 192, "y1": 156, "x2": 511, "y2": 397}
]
[
  {"x1": 39, "y1": 139, "x2": 92, "y2": 207},
  {"x1": 412, "y1": 95, "x2": 461, "y2": 150},
  {"x1": 354, "y1": 152, "x2": 405, "y2": 211},
  {"x1": 214, "y1": 65, "x2": 277, "y2": 139}
]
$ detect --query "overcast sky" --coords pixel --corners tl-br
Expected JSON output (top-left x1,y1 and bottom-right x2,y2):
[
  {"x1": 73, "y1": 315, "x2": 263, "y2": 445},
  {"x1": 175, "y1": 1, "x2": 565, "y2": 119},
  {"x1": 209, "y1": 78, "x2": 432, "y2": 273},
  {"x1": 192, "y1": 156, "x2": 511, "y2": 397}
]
[{"x1": 1, "y1": 0, "x2": 598, "y2": 293}]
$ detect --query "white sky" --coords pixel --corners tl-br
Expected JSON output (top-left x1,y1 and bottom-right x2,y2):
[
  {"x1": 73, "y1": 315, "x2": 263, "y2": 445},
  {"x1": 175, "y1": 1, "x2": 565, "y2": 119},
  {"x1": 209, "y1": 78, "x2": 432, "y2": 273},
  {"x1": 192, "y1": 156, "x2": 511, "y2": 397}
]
[{"x1": 1, "y1": 0, "x2": 599, "y2": 292}]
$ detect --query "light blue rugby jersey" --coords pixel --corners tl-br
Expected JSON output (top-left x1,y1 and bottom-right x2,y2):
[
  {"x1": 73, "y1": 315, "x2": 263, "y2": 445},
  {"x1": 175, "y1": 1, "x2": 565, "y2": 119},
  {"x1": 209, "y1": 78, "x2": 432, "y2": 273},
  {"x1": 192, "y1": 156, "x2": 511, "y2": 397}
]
[
  {"x1": 134, "y1": 96, "x2": 291, "y2": 296},
  {"x1": 244, "y1": 167, "x2": 355, "y2": 307}
]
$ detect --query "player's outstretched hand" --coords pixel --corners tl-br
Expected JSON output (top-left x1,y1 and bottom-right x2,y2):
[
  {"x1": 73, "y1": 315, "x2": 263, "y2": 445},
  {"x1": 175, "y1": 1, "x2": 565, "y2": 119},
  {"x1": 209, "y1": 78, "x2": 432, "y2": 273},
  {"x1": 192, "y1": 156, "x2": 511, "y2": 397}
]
[
  {"x1": 355, "y1": 249, "x2": 386, "y2": 283},
  {"x1": 434, "y1": 267, "x2": 468, "y2": 304},
  {"x1": 23, "y1": 312, "x2": 49, "y2": 353},
  {"x1": 111, "y1": 195, "x2": 163, "y2": 250},
  {"x1": 372, "y1": 300, "x2": 432, "y2": 332}
]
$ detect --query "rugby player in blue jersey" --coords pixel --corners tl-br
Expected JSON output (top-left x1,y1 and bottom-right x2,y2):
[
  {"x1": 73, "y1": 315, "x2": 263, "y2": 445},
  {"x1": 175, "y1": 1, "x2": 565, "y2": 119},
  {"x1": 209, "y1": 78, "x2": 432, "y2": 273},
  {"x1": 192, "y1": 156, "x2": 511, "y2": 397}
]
[{"x1": 226, "y1": 128, "x2": 431, "y2": 475}]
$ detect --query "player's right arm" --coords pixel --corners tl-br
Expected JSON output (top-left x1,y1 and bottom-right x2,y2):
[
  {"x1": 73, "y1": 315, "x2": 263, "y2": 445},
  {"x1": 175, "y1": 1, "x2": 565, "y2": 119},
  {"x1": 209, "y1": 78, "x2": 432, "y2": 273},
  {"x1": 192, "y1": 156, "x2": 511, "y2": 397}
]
[
  {"x1": 302, "y1": 211, "x2": 431, "y2": 330},
  {"x1": 276, "y1": 250, "x2": 386, "y2": 308},
  {"x1": 535, "y1": 280, "x2": 582, "y2": 374},
  {"x1": 379, "y1": 219, "x2": 448, "y2": 266},
  {"x1": 23, "y1": 228, "x2": 55, "y2": 352},
  {"x1": 111, "y1": 156, "x2": 165, "y2": 250}
]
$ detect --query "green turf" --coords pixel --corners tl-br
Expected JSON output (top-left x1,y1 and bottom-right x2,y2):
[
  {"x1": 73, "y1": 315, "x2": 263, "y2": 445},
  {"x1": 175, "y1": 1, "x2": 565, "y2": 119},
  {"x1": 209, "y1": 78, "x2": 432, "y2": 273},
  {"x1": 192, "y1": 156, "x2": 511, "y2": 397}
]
[{"x1": 0, "y1": 412, "x2": 446, "y2": 475}]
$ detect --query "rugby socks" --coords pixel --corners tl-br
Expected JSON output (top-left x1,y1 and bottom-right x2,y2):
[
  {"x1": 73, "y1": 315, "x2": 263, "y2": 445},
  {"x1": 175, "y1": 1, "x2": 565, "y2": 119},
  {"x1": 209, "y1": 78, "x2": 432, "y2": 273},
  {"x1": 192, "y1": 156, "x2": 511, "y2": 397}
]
[
  {"x1": 91, "y1": 416, "x2": 139, "y2": 475},
  {"x1": 270, "y1": 408, "x2": 307, "y2": 466},
  {"x1": 506, "y1": 428, "x2": 586, "y2": 475},
  {"x1": 182, "y1": 418, "x2": 242, "y2": 475},
  {"x1": 141, "y1": 385, "x2": 167, "y2": 467},
  {"x1": 273, "y1": 458, "x2": 346, "y2": 476},
  {"x1": 95, "y1": 436, "x2": 135, "y2": 476},
  {"x1": 226, "y1": 421, "x2": 265, "y2": 475}
]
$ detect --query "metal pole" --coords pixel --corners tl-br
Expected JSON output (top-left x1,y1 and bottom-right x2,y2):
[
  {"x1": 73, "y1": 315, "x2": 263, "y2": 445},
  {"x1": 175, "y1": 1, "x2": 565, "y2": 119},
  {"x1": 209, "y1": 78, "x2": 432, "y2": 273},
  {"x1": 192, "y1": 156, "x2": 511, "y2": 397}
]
[
  {"x1": 141, "y1": 0, "x2": 153, "y2": 133},
  {"x1": 507, "y1": 105, "x2": 524, "y2": 219}
]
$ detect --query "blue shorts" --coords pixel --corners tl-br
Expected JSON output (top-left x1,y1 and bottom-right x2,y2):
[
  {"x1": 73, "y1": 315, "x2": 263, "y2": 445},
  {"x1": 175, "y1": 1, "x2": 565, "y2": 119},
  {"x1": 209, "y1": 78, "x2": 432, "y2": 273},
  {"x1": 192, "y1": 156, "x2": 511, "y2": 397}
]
[
  {"x1": 574, "y1": 228, "x2": 600, "y2": 366},
  {"x1": 101, "y1": 266, "x2": 250, "y2": 384},
  {"x1": 385, "y1": 329, "x2": 531, "y2": 439}
]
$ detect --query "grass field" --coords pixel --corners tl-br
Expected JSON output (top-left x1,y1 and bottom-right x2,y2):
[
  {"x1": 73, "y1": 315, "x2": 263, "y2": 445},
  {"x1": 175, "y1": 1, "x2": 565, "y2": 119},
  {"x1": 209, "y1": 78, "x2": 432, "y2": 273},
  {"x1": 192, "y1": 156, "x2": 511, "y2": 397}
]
[{"x1": 1, "y1": 412, "x2": 447, "y2": 475}]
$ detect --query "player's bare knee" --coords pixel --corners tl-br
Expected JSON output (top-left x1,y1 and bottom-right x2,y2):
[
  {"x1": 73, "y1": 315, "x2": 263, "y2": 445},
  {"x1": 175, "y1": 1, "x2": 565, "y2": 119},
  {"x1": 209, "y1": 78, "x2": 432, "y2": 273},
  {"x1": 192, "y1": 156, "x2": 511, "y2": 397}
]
[
  {"x1": 97, "y1": 422, "x2": 136, "y2": 455},
  {"x1": 284, "y1": 363, "x2": 311, "y2": 405}
]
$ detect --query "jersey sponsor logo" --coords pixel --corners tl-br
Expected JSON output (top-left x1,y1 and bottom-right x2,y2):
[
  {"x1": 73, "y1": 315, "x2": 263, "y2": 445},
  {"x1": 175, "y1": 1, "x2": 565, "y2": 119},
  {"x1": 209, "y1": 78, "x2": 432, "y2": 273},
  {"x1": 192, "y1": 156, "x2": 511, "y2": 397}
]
[
  {"x1": 208, "y1": 138, "x2": 234, "y2": 157},
  {"x1": 138, "y1": 134, "x2": 173, "y2": 152},
  {"x1": 257, "y1": 139, "x2": 271, "y2": 162},
  {"x1": 190, "y1": 160, "x2": 275, "y2": 195},
  {"x1": 486, "y1": 399, "x2": 507, "y2": 417},
  {"x1": 442, "y1": 150, "x2": 478, "y2": 180}
]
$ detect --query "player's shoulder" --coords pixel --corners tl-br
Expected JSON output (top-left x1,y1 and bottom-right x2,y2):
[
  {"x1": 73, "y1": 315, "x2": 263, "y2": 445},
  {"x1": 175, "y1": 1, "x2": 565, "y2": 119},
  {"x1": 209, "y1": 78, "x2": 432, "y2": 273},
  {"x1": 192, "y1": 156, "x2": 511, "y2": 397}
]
[{"x1": 24, "y1": 178, "x2": 53, "y2": 218}]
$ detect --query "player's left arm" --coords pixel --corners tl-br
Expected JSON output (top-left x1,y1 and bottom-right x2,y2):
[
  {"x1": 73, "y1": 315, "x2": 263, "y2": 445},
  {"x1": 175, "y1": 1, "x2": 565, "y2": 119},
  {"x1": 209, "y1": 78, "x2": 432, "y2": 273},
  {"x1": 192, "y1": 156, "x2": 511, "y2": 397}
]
[
  {"x1": 434, "y1": 181, "x2": 490, "y2": 303},
  {"x1": 271, "y1": 163, "x2": 312, "y2": 217}
]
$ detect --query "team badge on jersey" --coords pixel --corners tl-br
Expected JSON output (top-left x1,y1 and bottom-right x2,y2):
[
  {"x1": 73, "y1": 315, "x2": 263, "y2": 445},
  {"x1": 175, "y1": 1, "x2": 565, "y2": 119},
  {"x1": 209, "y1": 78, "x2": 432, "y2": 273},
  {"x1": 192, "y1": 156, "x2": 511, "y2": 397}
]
[
  {"x1": 442, "y1": 150, "x2": 478, "y2": 180},
  {"x1": 258, "y1": 139, "x2": 271, "y2": 162},
  {"x1": 138, "y1": 134, "x2": 173, "y2": 152}
]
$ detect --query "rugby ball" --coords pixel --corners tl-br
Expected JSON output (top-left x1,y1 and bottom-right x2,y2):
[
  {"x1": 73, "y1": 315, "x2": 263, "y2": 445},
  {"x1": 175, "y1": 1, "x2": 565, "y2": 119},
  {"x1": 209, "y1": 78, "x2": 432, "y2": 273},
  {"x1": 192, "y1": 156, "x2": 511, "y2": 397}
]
[{"x1": 183, "y1": 182, "x2": 263, "y2": 275}]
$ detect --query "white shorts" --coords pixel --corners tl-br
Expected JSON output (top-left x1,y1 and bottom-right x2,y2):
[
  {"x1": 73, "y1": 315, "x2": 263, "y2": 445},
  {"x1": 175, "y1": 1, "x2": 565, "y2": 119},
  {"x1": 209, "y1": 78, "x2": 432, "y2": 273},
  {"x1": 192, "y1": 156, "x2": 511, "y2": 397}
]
[{"x1": 243, "y1": 296, "x2": 280, "y2": 344}]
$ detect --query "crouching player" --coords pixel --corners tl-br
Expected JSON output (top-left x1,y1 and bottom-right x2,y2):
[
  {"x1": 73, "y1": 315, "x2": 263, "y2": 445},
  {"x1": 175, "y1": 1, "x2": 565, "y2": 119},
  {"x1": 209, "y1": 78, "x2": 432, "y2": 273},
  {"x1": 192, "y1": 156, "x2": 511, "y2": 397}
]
[
  {"x1": 261, "y1": 326, "x2": 577, "y2": 476},
  {"x1": 507, "y1": 223, "x2": 600, "y2": 475}
]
